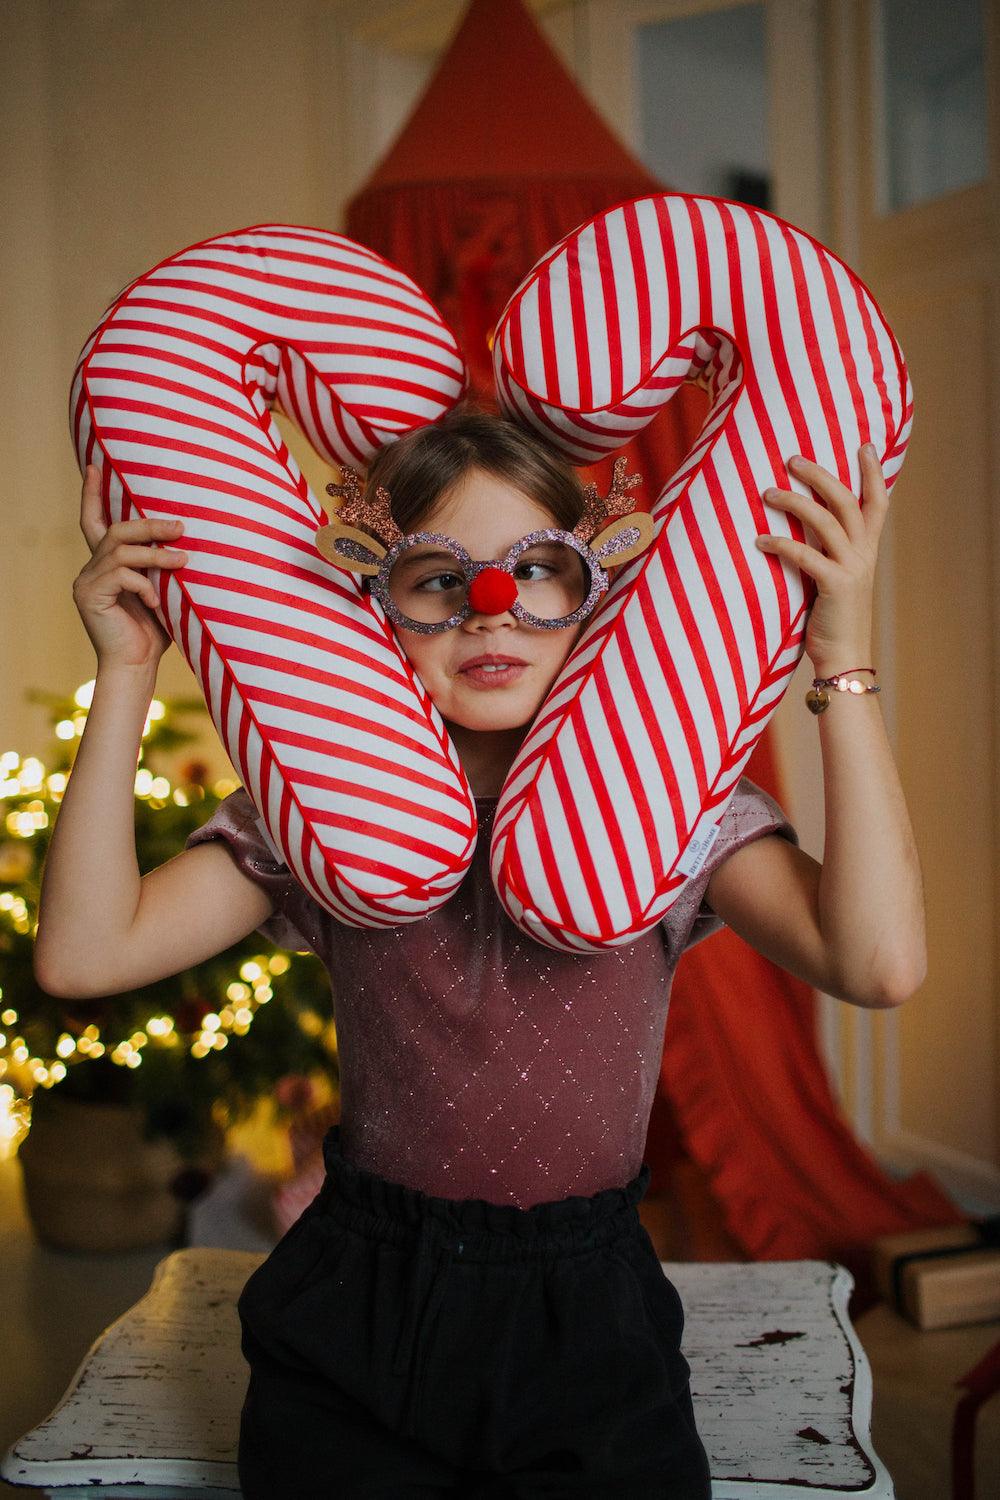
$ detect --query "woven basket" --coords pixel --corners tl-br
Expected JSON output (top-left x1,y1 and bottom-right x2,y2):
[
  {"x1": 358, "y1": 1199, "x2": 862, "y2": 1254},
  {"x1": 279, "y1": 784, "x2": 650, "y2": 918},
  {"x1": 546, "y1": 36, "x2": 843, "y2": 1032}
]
[{"x1": 18, "y1": 1091, "x2": 224, "y2": 1253}]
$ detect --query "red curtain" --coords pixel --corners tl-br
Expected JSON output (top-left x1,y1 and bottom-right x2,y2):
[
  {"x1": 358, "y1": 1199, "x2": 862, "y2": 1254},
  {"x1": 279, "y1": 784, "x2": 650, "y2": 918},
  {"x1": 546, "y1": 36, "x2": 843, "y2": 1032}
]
[{"x1": 344, "y1": 0, "x2": 966, "y2": 1303}]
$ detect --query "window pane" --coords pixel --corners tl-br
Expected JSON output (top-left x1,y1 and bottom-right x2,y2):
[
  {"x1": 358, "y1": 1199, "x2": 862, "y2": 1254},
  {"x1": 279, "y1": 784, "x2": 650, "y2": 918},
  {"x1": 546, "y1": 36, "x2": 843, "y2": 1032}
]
[
  {"x1": 875, "y1": 0, "x2": 988, "y2": 211},
  {"x1": 636, "y1": 4, "x2": 770, "y2": 209}
]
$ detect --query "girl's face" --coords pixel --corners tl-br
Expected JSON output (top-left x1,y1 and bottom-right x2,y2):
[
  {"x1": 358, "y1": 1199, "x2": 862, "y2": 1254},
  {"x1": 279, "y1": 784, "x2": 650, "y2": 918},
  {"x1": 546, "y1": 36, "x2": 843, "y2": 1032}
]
[{"x1": 393, "y1": 467, "x2": 585, "y2": 739}]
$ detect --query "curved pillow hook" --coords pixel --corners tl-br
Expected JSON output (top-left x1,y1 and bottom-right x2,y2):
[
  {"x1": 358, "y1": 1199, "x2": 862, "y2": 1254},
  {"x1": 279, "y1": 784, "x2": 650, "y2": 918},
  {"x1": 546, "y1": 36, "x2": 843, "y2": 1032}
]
[
  {"x1": 70, "y1": 223, "x2": 475, "y2": 928},
  {"x1": 488, "y1": 193, "x2": 913, "y2": 951}
]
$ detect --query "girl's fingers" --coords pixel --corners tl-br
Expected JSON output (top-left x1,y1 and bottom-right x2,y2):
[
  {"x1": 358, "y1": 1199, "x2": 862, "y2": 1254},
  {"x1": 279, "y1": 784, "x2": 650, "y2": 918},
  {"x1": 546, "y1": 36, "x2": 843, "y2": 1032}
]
[
  {"x1": 94, "y1": 542, "x2": 188, "y2": 571},
  {"x1": 80, "y1": 491, "x2": 186, "y2": 561},
  {"x1": 75, "y1": 562, "x2": 162, "y2": 612},
  {"x1": 100, "y1": 516, "x2": 186, "y2": 549},
  {"x1": 755, "y1": 533, "x2": 839, "y2": 589},
  {"x1": 859, "y1": 444, "x2": 890, "y2": 541},
  {"x1": 761, "y1": 485, "x2": 852, "y2": 562},
  {"x1": 784, "y1": 454, "x2": 868, "y2": 546},
  {"x1": 109, "y1": 565, "x2": 164, "y2": 611},
  {"x1": 79, "y1": 465, "x2": 107, "y2": 553}
]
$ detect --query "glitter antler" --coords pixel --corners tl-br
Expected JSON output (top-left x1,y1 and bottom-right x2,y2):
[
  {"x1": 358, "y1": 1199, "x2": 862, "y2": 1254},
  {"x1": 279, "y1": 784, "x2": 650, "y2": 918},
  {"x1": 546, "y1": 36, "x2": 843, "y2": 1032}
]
[
  {"x1": 323, "y1": 456, "x2": 644, "y2": 553},
  {"x1": 573, "y1": 456, "x2": 644, "y2": 545},
  {"x1": 325, "y1": 465, "x2": 403, "y2": 547}
]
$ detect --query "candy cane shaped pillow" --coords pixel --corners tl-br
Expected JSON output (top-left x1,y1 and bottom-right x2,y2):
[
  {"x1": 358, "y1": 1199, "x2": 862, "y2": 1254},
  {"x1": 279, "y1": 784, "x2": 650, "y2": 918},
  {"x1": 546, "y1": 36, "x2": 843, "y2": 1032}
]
[
  {"x1": 489, "y1": 193, "x2": 912, "y2": 951},
  {"x1": 70, "y1": 205, "x2": 911, "y2": 954},
  {"x1": 70, "y1": 225, "x2": 476, "y2": 927}
]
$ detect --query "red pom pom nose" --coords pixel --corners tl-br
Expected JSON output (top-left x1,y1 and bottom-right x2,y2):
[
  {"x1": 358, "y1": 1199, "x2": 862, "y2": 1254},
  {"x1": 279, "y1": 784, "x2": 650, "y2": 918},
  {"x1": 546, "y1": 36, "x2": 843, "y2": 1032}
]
[{"x1": 467, "y1": 567, "x2": 517, "y2": 616}]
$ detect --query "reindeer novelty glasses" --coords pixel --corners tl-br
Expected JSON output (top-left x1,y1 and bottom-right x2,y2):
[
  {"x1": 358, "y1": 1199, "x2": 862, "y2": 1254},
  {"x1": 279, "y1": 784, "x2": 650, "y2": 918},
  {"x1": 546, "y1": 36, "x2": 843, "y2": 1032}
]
[{"x1": 315, "y1": 458, "x2": 654, "y2": 635}]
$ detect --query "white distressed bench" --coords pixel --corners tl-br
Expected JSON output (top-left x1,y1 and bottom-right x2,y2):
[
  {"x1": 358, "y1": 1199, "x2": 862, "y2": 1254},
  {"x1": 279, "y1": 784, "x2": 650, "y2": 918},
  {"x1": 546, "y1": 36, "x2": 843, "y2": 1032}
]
[{"x1": 2, "y1": 1250, "x2": 894, "y2": 1498}]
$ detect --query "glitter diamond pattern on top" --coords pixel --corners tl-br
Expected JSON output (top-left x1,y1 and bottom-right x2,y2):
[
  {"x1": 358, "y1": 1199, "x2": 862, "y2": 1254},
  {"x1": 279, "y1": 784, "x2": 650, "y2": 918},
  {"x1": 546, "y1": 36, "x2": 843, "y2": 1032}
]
[{"x1": 186, "y1": 779, "x2": 798, "y2": 1207}]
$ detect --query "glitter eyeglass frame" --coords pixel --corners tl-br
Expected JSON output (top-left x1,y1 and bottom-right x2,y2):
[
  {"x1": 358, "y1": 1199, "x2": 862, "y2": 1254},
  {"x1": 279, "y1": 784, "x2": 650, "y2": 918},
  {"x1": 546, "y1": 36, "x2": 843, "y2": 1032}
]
[{"x1": 370, "y1": 527, "x2": 608, "y2": 634}]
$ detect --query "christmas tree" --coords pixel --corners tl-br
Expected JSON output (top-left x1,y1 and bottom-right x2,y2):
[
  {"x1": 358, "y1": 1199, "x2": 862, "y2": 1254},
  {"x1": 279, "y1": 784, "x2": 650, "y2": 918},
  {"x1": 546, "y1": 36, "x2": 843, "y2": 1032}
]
[{"x1": 0, "y1": 678, "x2": 339, "y2": 1176}]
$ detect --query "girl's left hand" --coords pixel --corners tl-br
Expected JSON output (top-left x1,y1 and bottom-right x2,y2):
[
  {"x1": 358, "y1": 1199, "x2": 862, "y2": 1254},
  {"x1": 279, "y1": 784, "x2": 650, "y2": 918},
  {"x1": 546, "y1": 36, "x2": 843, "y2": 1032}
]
[{"x1": 756, "y1": 444, "x2": 889, "y2": 674}]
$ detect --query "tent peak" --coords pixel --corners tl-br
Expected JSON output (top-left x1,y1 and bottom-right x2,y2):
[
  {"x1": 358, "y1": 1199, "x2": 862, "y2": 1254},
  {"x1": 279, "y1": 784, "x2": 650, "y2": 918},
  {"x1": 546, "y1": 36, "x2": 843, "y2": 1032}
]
[{"x1": 360, "y1": 0, "x2": 659, "y2": 191}]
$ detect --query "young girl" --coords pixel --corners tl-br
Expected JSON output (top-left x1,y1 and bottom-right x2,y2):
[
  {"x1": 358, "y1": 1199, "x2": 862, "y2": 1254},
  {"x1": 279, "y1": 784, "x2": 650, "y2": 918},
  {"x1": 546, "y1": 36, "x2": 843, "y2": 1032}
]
[{"x1": 36, "y1": 402, "x2": 926, "y2": 1499}]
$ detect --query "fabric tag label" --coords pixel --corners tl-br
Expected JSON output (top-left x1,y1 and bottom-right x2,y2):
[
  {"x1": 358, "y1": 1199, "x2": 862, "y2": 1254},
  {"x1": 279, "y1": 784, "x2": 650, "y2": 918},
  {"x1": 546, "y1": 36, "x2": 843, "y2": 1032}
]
[
  {"x1": 676, "y1": 815, "x2": 722, "y2": 879},
  {"x1": 255, "y1": 815, "x2": 288, "y2": 869}
]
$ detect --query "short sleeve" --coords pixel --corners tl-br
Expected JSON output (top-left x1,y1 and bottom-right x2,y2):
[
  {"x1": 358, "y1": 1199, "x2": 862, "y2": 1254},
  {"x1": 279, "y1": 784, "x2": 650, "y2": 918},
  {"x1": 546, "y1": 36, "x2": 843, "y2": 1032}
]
[
  {"x1": 660, "y1": 775, "x2": 800, "y2": 967},
  {"x1": 184, "y1": 788, "x2": 316, "y2": 953}
]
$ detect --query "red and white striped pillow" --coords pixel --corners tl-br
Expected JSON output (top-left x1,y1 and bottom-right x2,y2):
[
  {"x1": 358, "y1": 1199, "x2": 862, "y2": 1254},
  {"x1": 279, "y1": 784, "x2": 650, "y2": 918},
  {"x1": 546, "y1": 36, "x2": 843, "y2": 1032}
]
[
  {"x1": 489, "y1": 194, "x2": 912, "y2": 949},
  {"x1": 70, "y1": 201, "x2": 911, "y2": 952},
  {"x1": 71, "y1": 226, "x2": 474, "y2": 929}
]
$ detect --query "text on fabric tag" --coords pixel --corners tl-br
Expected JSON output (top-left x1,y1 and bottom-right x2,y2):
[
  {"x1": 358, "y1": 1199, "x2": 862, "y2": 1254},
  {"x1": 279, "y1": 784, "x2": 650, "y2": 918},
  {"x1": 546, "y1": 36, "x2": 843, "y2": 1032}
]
[{"x1": 676, "y1": 816, "x2": 722, "y2": 879}]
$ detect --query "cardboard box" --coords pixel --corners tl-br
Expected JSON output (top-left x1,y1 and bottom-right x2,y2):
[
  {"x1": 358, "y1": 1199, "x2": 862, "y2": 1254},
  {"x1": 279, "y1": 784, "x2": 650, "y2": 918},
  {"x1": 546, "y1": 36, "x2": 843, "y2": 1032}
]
[{"x1": 870, "y1": 1221, "x2": 1000, "y2": 1330}]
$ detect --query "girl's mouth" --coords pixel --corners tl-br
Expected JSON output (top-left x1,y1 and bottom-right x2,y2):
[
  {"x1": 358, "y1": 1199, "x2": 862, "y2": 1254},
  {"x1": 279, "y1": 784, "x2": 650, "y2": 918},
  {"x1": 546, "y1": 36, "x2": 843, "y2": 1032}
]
[{"x1": 458, "y1": 660, "x2": 528, "y2": 688}]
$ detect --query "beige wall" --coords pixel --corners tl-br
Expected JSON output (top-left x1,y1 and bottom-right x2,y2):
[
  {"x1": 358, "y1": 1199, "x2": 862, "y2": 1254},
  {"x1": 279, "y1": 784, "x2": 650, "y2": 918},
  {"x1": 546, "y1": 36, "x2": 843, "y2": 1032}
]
[
  {"x1": 4, "y1": 0, "x2": 997, "y2": 1204},
  {"x1": 1, "y1": 0, "x2": 355, "y2": 760},
  {"x1": 841, "y1": 0, "x2": 1000, "y2": 1207}
]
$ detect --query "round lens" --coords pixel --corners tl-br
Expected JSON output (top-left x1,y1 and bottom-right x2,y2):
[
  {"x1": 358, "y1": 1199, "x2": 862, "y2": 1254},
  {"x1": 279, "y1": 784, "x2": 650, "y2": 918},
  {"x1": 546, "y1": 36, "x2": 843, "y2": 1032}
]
[
  {"x1": 512, "y1": 541, "x2": 591, "y2": 621},
  {"x1": 387, "y1": 543, "x2": 469, "y2": 626}
]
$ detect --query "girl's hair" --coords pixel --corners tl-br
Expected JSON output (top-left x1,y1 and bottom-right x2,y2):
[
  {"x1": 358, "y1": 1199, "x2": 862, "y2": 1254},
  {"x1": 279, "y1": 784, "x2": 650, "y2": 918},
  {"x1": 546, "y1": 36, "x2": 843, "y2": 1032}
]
[{"x1": 364, "y1": 401, "x2": 587, "y2": 533}]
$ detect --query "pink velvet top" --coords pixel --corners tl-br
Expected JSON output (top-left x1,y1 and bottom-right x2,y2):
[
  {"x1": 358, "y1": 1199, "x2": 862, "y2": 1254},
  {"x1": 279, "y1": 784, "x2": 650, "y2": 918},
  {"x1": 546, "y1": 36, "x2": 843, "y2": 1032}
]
[{"x1": 186, "y1": 778, "x2": 797, "y2": 1208}]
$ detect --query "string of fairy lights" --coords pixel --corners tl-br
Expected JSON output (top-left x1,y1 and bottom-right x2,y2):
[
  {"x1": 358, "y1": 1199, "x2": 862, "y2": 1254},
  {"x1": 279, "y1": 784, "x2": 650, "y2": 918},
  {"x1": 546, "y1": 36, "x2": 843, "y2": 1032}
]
[{"x1": 0, "y1": 678, "x2": 312, "y2": 1159}]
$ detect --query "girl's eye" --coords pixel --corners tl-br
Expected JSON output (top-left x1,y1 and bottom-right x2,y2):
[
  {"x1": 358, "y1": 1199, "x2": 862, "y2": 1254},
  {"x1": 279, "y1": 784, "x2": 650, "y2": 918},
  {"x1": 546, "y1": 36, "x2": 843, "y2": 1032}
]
[
  {"x1": 514, "y1": 562, "x2": 552, "y2": 582},
  {"x1": 417, "y1": 571, "x2": 465, "y2": 593}
]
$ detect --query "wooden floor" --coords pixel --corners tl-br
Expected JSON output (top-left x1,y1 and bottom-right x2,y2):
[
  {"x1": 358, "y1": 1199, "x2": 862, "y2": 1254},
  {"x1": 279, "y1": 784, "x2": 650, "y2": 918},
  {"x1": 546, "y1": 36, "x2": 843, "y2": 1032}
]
[{"x1": 2, "y1": 1122, "x2": 997, "y2": 1500}]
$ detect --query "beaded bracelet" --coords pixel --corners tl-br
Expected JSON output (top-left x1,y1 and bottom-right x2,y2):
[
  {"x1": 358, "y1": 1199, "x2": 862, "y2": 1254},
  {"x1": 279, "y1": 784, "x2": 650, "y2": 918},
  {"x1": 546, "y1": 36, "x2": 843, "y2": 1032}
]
[{"x1": 806, "y1": 666, "x2": 880, "y2": 715}]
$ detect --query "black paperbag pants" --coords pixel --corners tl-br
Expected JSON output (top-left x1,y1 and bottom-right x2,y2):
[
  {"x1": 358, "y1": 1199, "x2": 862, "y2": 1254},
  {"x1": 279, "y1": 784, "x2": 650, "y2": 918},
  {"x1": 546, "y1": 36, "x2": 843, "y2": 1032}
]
[{"x1": 235, "y1": 1125, "x2": 712, "y2": 1498}]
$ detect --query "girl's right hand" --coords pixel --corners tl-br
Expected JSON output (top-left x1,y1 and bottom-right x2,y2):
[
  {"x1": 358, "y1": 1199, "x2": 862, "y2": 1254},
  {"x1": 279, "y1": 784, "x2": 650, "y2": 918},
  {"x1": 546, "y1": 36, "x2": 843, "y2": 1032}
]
[{"x1": 73, "y1": 464, "x2": 189, "y2": 672}]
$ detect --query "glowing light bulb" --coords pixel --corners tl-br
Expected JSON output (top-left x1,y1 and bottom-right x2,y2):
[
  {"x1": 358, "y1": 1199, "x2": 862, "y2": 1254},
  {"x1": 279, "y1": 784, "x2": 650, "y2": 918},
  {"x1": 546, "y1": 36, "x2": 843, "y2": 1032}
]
[{"x1": 19, "y1": 760, "x2": 44, "y2": 790}]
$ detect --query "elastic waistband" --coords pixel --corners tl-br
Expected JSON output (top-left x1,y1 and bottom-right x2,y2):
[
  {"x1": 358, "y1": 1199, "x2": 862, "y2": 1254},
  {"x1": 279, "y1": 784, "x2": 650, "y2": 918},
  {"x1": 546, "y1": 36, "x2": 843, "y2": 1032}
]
[{"x1": 316, "y1": 1125, "x2": 650, "y2": 1260}]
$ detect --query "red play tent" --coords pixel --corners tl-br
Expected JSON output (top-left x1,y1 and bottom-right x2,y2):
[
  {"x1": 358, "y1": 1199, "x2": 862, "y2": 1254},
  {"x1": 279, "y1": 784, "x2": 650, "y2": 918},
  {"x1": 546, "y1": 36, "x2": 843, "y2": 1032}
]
[{"x1": 344, "y1": 0, "x2": 965, "y2": 1310}]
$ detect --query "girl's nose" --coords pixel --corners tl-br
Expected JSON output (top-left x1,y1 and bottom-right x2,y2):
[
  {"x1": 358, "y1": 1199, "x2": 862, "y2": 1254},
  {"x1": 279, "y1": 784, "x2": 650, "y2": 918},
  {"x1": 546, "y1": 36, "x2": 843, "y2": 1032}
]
[{"x1": 467, "y1": 567, "x2": 517, "y2": 617}]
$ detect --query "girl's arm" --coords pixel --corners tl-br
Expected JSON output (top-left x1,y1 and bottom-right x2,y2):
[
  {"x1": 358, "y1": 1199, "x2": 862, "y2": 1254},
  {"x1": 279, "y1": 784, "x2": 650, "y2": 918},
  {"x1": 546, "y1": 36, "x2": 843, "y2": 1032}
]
[
  {"x1": 702, "y1": 445, "x2": 927, "y2": 1009},
  {"x1": 33, "y1": 665, "x2": 277, "y2": 999},
  {"x1": 33, "y1": 468, "x2": 277, "y2": 1000}
]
